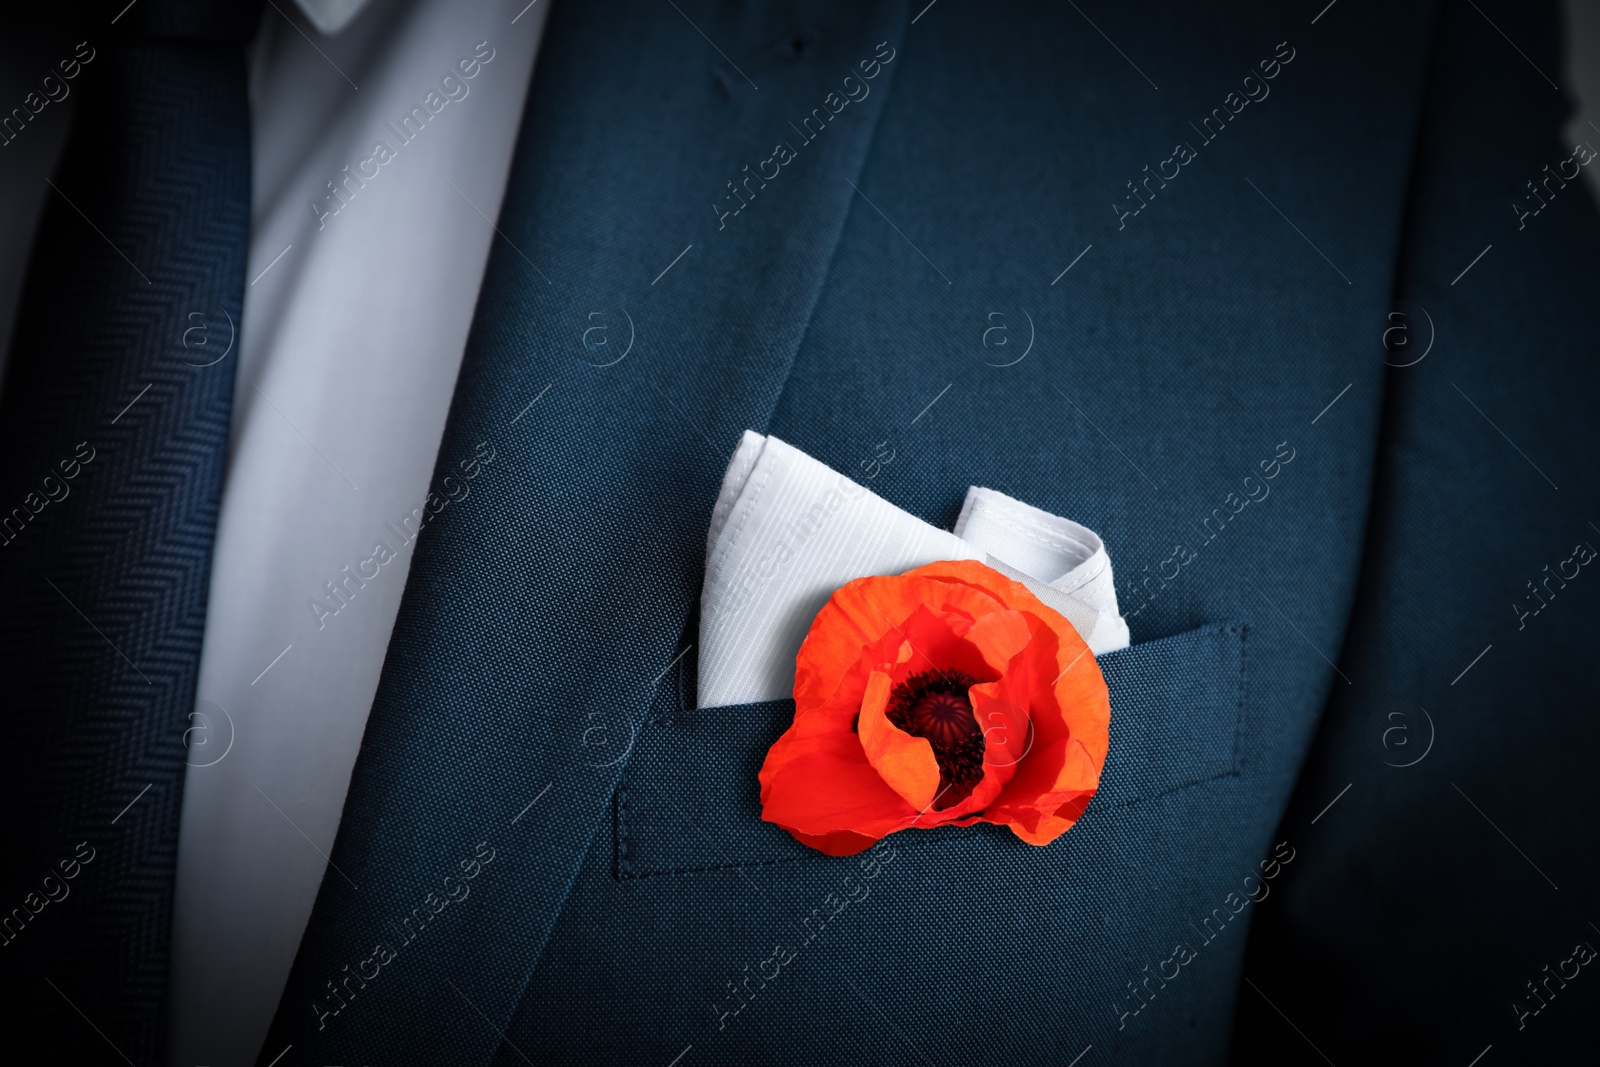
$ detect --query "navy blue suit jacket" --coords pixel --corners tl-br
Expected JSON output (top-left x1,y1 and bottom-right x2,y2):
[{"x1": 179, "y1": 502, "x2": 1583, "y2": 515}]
[{"x1": 217, "y1": 1, "x2": 1594, "y2": 1064}]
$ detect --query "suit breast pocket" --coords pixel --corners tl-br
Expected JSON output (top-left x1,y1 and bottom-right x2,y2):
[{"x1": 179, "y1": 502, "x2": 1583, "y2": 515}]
[{"x1": 615, "y1": 622, "x2": 1247, "y2": 878}]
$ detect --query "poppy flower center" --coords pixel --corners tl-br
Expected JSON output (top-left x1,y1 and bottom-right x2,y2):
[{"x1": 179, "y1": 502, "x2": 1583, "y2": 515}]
[
  {"x1": 885, "y1": 670, "x2": 986, "y2": 809},
  {"x1": 909, "y1": 691, "x2": 979, "y2": 749}
]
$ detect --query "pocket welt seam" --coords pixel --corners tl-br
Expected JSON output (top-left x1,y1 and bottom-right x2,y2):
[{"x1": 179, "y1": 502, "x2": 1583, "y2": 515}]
[{"x1": 1100, "y1": 767, "x2": 1241, "y2": 810}]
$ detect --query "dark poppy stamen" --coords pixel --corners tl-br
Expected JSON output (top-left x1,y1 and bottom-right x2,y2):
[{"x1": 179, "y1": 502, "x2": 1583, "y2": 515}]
[{"x1": 885, "y1": 669, "x2": 986, "y2": 808}]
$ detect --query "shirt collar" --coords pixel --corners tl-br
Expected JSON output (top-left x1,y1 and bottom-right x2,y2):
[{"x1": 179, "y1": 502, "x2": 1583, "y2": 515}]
[{"x1": 292, "y1": 0, "x2": 371, "y2": 34}]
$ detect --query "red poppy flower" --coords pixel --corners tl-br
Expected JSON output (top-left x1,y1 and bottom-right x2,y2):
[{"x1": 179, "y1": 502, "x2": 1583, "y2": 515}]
[{"x1": 758, "y1": 560, "x2": 1111, "y2": 856}]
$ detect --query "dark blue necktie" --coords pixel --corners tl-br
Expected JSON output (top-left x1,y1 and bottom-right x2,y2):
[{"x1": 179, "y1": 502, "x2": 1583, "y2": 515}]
[{"x1": 0, "y1": 1, "x2": 262, "y2": 1060}]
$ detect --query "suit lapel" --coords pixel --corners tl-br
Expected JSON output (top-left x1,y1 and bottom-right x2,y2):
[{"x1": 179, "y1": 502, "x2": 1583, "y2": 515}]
[{"x1": 258, "y1": 0, "x2": 907, "y2": 1062}]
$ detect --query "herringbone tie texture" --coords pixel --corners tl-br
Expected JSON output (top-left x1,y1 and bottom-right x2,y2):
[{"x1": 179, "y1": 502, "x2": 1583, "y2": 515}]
[{"x1": 0, "y1": 1, "x2": 263, "y2": 1060}]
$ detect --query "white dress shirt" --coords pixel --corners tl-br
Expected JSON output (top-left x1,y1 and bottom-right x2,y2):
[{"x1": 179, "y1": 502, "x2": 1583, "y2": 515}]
[{"x1": 167, "y1": 1, "x2": 550, "y2": 1063}]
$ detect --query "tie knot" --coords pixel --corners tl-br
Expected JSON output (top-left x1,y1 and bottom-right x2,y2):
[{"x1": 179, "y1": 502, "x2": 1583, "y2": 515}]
[{"x1": 96, "y1": 0, "x2": 266, "y2": 47}]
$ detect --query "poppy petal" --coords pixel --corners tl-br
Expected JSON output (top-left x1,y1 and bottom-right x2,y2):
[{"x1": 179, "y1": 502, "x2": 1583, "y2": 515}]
[
  {"x1": 856, "y1": 667, "x2": 942, "y2": 810},
  {"x1": 961, "y1": 607, "x2": 1034, "y2": 675},
  {"x1": 758, "y1": 728, "x2": 915, "y2": 840},
  {"x1": 795, "y1": 575, "x2": 1005, "y2": 713},
  {"x1": 930, "y1": 652, "x2": 1034, "y2": 819},
  {"x1": 986, "y1": 736, "x2": 1101, "y2": 845}
]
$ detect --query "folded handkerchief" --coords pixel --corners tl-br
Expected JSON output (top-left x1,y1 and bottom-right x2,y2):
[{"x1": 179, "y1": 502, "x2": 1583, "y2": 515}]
[{"x1": 697, "y1": 432, "x2": 1129, "y2": 709}]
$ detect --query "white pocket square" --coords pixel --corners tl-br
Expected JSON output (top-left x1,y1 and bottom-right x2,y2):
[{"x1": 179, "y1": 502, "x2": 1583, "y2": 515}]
[{"x1": 697, "y1": 431, "x2": 1129, "y2": 709}]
